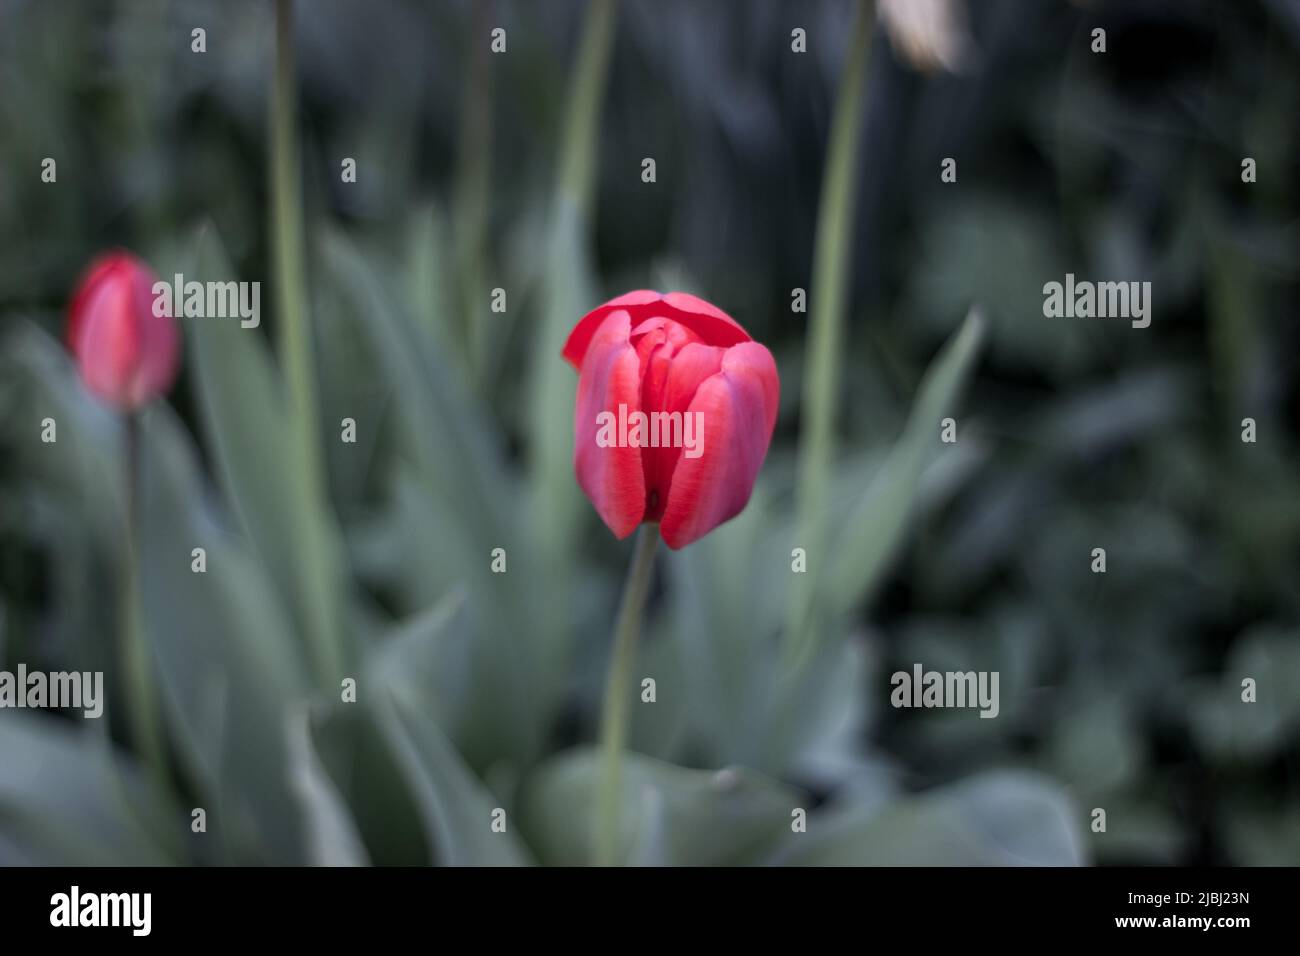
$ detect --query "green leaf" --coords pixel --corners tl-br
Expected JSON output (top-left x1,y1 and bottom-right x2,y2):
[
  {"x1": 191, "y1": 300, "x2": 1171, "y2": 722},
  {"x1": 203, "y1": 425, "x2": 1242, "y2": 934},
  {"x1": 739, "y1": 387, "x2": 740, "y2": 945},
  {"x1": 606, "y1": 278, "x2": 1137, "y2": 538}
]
[
  {"x1": 305, "y1": 701, "x2": 429, "y2": 867},
  {"x1": 135, "y1": 401, "x2": 311, "y2": 864},
  {"x1": 822, "y1": 308, "x2": 986, "y2": 617},
  {"x1": 0, "y1": 714, "x2": 175, "y2": 866},
  {"x1": 521, "y1": 748, "x2": 801, "y2": 866},
  {"x1": 373, "y1": 690, "x2": 533, "y2": 866},
  {"x1": 369, "y1": 590, "x2": 467, "y2": 709},
  {"x1": 663, "y1": 488, "x2": 783, "y2": 766},
  {"x1": 366, "y1": 587, "x2": 499, "y2": 757},
  {"x1": 379, "y1": 464, "x2": 543, "y2": 768},
  {"x1": 183, "y1": 224, "x2": 349, "y2": 686},
  {"x1": 524, "y1": 0, "x2": 618, "y2": 661},
  {"x1": 287, "y1": 707, "x2": 370, "y2": 866},
  {"x1": 305, "y1": 591, "x2": 497, "y2": 866},
  {"x1": 2, "y1": 323, "x2": 309, "y2": 863},
  {"x1": 767, "y1": 771, "x2": 1083, "y2": 866},
  {"x1": 660, "y1": 488, "x2": 877, "y2": 783},
  {"x1": 768, "y1": 635, "x2": 874, "y2": 785},
  {"x1": 1, "y1": 322, "x2": 126, "y2": 548},
  {"x1": 402, "y1": 200, "x2": 457, "y2": 354},
  {"x1": 318, "y1": 235, "x2": 553, "y2": 766},
  {"x1": 318, "y1": 228, "x2": 513, "y2": 528},
  {"x1": 527, "y1": 200, "x2": 594, "y2": 561}
]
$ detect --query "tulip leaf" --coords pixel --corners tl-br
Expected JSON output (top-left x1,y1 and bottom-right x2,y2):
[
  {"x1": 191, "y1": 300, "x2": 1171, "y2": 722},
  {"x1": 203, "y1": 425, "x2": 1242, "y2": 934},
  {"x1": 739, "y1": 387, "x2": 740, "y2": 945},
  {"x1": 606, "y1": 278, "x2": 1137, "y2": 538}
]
[
  {"x1": 364, "y1": 583, "x2": 522, "y2": 770},
  {"x1": 658, "y1": 485, "x2": 880, "y2": 783},
  {"x1": 527, "y1": 201, "x2": 594, "y2": 563},
  {"x1": 822, "y1": 308, "x2": 986, "y2": 617},
  {"x1": 523, "y1": 0, "x2": 618, "y2": 674},
  {"x1": 304, "y1": 591, "x2": 494, "y2": 866},
  {"x1": 663, "y1": 494, "x2": 785, "y2": 765},
  {"x1": 373, "y1": 689, "x2": 534, "y2": 866},
  {"x1": 764, "y1": 633, "x2": 875, "y2": 784},
  {"x1": 318, "y1": 228, "x2": 513, "y2": 531},
  {"x1": 527, "y1": 0, "x2": 620, "y2": 542},
  {"x1": 402, "y1": 199, "x2": 458, "y2": 357},
  {"x1": 367, "y1": 588, "x2": 469, "y2": 724},
  {"x1": 1, "y1": 324, "x2": 306, "y2": 862},
  {"x1": 304, "y1": 700, "x2": 430, "y2": 867},
  {"x1": 182, "y1": 225, "x2": 350, "y2": 686},
  {"x1": 765, "y1": 771, "x2": 1083, "y2": 866},
  {"x1": 286, "y1": 707, "x2": 370, "y2": 866},
  {"x1": 520, "y1": 747, "x2": 800, "y2": 866},
  {"x1": 0, "y1": 714, "x2": 176, "y2": 866},
  {"x1": 1, "y1": 323, "x2": 127, "y2": 549},
  {"x1": 319, "y1": 234, "x2": 551, "y2": 768},
  {"x1": 135, "y1": 401, "x2": 312, "y2": 864}
]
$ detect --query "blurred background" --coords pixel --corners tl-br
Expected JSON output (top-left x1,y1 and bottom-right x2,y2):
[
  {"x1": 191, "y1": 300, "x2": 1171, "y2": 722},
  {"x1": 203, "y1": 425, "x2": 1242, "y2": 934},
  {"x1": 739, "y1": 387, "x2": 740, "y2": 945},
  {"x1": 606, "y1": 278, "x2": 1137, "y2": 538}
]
[{"x1": 1, "y1": 0, "x2": 1298, "y2": 866}]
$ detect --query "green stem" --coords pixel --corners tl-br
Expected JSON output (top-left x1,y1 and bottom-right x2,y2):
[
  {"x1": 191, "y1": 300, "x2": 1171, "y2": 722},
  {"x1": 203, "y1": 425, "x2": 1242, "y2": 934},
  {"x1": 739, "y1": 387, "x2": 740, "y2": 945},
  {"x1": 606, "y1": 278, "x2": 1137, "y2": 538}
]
[
  {"x1": 527, "y1": 0, "x2": 620, "y2": 716},
  {"x1": 121, "y1": 412, "x2": 166, "y2": 785},
  {"x1": 783, "y1": 0, "x2": 874, "y2": 670},
  {"x1": 455, "y1": 0, "x2": 494, "y2": 379},
  {"x1": 272, "y1": 0, "x2": 344, "y2": 685},
  {"x1": 273, "y1": 0, "x2": 315, "y2": 454},
  {"x1": 557, "y1": 0, "x2": 618, "y2": 215},
  {"x1": 595, "y1": 524, "x2": 659, "y2": 866},
  {"x1": 530, "y1": 0, "x2": 618, "y2": 534}
]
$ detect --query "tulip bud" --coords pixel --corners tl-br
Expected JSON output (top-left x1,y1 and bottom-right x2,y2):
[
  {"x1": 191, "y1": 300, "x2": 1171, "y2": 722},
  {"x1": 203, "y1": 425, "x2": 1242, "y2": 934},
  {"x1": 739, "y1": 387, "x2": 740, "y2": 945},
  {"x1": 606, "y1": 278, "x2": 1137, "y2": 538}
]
[
  {"x1": 67, "y1": 251, "x2": 180, "y2": 410},
  {"x1": 563, "y1": 291, "x2": 779, "y2": 549}
]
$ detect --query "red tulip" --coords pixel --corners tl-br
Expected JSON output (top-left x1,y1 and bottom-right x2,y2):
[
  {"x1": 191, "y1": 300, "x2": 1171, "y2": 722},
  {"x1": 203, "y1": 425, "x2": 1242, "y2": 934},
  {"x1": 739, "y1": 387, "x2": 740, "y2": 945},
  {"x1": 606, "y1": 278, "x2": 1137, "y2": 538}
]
[
  {"x1": 67, "y1": 251, "x2": 179, "y2": 410},
  {"x1": 563, "y1": 290, "x2": 779, "y2": 549}
]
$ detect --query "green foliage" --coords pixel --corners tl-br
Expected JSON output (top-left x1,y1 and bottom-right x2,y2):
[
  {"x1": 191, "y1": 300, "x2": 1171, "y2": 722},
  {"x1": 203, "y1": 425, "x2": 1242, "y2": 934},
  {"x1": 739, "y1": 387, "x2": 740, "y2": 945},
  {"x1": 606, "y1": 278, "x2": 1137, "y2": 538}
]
[
  {"x1": 766, "y1": 771, "x2": 1081, "y2": 866},
  {"x1": 0, "y1": 713, "x2": 175, "y2": 865},
  {"x1": 522, "y1": 749, "x2": 798, "y2": 866}
]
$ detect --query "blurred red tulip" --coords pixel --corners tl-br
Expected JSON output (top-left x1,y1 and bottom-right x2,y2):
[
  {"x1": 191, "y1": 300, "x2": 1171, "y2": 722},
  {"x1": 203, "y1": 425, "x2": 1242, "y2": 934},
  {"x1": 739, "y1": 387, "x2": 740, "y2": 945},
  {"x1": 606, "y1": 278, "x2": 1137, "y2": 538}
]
[
  {"x1": 563, "y1": 290, "x2": 779, "y2": 549},
  {"x1": 67, "y1": 251, "x2": 179, "y2": 411}
]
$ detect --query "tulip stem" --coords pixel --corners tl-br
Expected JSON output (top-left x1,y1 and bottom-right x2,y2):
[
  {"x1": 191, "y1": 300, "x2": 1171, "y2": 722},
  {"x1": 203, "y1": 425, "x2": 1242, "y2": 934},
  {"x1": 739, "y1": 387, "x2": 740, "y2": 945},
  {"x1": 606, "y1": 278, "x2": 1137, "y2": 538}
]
[
  {"x1": 784, "y1": 0, "x2": 874, "y2": 670},
  {"x1": 121, "y1": 412, "x2": 166, "y2": 786},
  {"x1": 595, "y1": 523, "x2": 659, "y2": 866},
  {"x1": 272, "y1": 0, "x2": 346, "y2": 687}
]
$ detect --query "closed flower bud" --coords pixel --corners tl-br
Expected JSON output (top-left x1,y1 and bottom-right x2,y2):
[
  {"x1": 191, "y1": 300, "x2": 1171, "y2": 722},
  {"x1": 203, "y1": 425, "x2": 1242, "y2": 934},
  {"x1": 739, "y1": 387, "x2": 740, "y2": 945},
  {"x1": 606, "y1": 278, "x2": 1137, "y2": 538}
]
[
  {"x1": 67, "y1": 251, "x2": 180, "y2": 410},
  {"x1": 563, "y1": 290, "x2": 779, "y2": 549}
]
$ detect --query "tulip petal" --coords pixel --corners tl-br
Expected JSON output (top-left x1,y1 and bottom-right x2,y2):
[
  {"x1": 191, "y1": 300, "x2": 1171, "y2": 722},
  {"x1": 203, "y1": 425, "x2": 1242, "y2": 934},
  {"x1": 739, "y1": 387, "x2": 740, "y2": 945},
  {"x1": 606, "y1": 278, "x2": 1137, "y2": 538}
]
[
  {"x1": 68, "y1": 251, "x2": 179, "y2": 410},
  {"x1": 76, "y1": 278, "x2": 135, "y2": 403},
  {"x1": 129, "y1": 267, "x2": 180, "y2": 406},
  {"x1": 660, "y1": 292, "x2": 747, "y2": 338},
  {"x1": 67, "y1": 255, "x2": 125, "y2": 352},
  {"x1": 562, "y1": 290, "x2": 750, "y2": 367},
  {"x1": 75, "y1": 274, "x2": 139, "y2": 404},
  {"x1": 642, "y1": 342, "x2": 725, "y2": 520},
  {"x1": 573, "y1": 310, "x2": 646, "y2": 538},
  {"x1": 659, "y1": 342, "x2": 779, "y2": 549}
]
